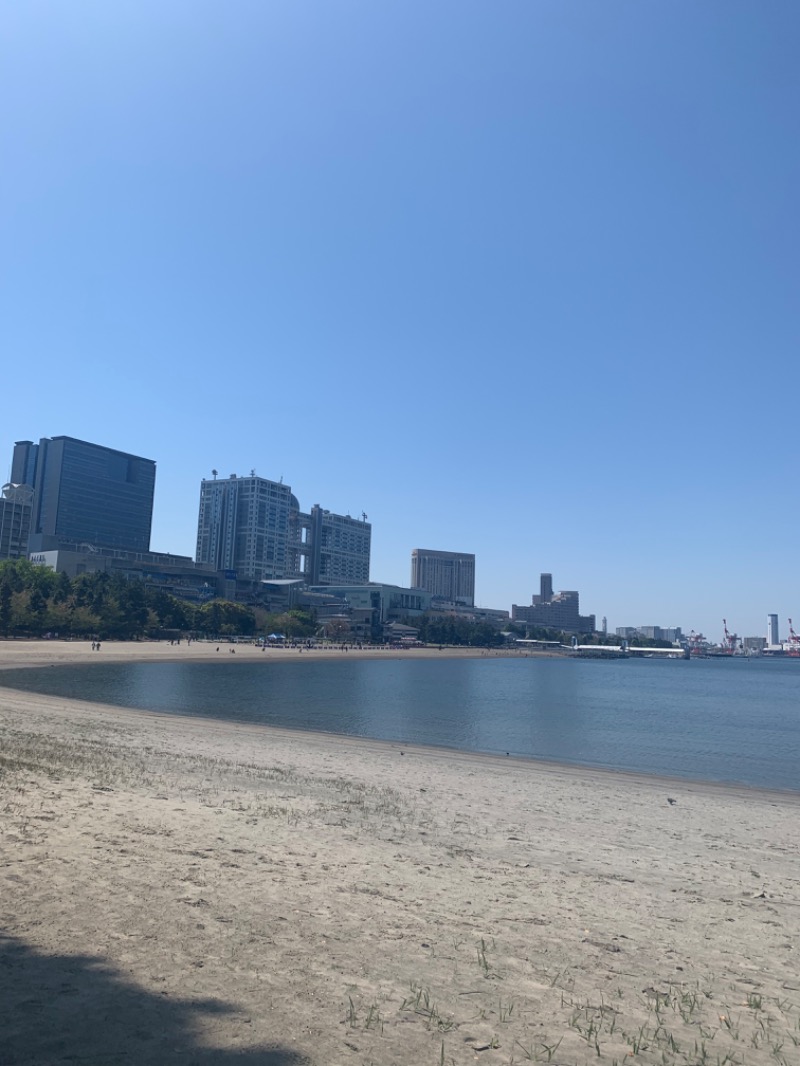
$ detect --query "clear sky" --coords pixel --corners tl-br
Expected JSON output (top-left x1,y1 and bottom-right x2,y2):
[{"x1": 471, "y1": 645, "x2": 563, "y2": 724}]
[{"x1": 2, "y1": 2, "x2": 798, "y2": 641}]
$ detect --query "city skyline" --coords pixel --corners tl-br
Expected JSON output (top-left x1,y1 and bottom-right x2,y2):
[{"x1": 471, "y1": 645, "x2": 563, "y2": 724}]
[
  {"x1": 2, "y1": 431, "x2": 792, "y2": 643},
  {"x1": 2, "y1": 4, "x2": 797, "y2": 640}
]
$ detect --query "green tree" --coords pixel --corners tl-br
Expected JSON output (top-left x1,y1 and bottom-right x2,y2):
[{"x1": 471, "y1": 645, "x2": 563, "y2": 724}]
[
  {"x1": 410, "y1": 613, "x2": 504, "y2": 647},
  {"x1": 196, "y1": 599, "x2": 256, "y2": 637},
  {"x1": 274, "y1": 610, "x2": 316, "y2": 640},
  {"x1": 0, "y1": 580, "x2": 12, "y2": 635},
  {"x1": 27, "y1": 587, "x2": 48, "y2": 634},
  {"x1": 52, "y1": 571, "x2": 72, "y2": 605},
  {"x1": 146, "y1": 588, "x2": 194, "y2": 632}
]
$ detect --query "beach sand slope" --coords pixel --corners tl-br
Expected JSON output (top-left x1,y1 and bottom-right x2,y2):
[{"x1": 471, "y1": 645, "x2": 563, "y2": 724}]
[{"x1": 1, "y1": 648, "x2": 799, "y2": 1064}]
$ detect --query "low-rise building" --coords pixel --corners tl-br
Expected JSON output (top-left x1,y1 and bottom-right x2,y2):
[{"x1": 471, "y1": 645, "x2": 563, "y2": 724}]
[
  {"x1": 616, "y1": 626, "x2": 683, "y2": 642},
  {"x1": 307, "y1": 583, "x2": 432, "y2": 625},
  {"x1": 743, "y1": 636, "x2": 767, "y2": 653},
  {"x1": 429, "y1": 598, "x2": 509, "y2": 628},
  {"x1": 27, "y1": 545, "x2": 231, "y2": 603}
]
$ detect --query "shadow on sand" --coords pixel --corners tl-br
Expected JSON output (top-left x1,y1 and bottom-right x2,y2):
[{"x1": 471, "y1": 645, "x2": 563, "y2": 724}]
[{"x1": 0, "y1": 933, "x2": 309, "y2": 1065}]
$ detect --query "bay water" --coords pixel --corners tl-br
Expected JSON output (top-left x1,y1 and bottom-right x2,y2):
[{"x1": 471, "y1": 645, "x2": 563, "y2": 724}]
[{"x1": 1, "y1": 655, "x2": 798, "y2": 791}]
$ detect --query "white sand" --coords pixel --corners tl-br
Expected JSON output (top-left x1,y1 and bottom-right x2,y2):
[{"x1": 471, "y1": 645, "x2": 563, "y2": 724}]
[{"x1": 1, "y1": 640, "x2": 798, "y2": 1065}]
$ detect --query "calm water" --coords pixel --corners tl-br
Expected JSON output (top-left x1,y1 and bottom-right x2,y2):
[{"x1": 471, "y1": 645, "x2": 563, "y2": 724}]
[{"x1": 1, "y1": 655, "x2": 799, "y2": 791}]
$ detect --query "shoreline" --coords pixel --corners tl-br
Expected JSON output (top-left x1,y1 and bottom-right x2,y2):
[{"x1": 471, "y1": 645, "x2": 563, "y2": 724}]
[
  {"x1": 0, "y1": 639, "x2": 797, "y2": 801},
  {"x1": 2, "y1": 646, "x2": 799, "y2": 1063},
  {"x1": 4, "y1": 681, "x2": 799, "y2": 804},
  {"x1": 0, "y1": 636, "x2": 557, "y2": 671}
]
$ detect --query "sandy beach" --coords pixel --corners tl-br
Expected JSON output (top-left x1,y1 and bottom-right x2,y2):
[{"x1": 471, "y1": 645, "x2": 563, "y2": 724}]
[
  {"x1": 0, "y1": 638, "x2": 536, "y2": 670},
  {"x1": 1, "y1": 641, "x2": 799, "y2": 1065}
]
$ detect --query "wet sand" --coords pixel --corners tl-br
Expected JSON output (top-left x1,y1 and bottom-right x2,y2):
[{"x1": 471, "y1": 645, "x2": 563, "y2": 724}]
[
  {"x1": 1, "y1": 640, "x2": 798, "y2": 1064},
  {"x1": 0, "y1": 637, "x2": 544, "y2": 671}
]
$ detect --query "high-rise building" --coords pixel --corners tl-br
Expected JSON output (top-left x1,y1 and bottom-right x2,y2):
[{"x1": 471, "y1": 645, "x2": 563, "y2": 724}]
[
  {"x1": 290, "y1": 505, "x2": 371, "y2": 586},
  {"x1": 767, "y1": 614, "x2": 780, "y2": 646},
  {"x1": 196, "y1": 473, "x2": 296, "y2": 581},
  {"x1": 0, "y1": 483, "x2": 33, "y2": 561},
  {"x1": 410, "y1": 549, "x2": 475, "y2": 606},
  {"x1": 12, "y1": 437, "x2": 156, "y2": 554},
  {"x1": 534, "y1": 573, "x2": 553, "y2": 604},
  {"x1": 512, "y1": 572, "x2": 595, "y2": 634},
  {"x1": 196, "y1": 473, "x2": 371, "y2": 585}
]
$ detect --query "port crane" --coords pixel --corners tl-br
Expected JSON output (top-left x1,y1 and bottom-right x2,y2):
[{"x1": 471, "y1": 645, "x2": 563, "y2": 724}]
[
  {"x1": 687, "y1": 630, "x2": 707, "y2": 657},
  {"x1": 787, "y1": 619, "x2": 800, "y2": 656},
  {"x1": 722, "y1": 619, "x2": 739, "y2": 654}
]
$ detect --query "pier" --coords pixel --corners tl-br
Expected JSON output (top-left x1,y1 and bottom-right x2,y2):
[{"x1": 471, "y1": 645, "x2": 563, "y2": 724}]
[{"x1": 570, "y1": 642, "x2": 689, "y2": 660}]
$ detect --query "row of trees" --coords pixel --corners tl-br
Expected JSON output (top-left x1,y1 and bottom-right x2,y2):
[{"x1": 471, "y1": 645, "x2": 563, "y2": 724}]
[
  {"x1": 407, "y1": 613, "x2": 506, "y2": 648},
  {"x1": 407, "y1": 616, "x2": 632, "y2": 648},
  {"x1": 0, "y1": 559, "x2": 317, "y2": 641},
  {"x1": 7, "y1": 559, "x2": 660, "y2": 648}
]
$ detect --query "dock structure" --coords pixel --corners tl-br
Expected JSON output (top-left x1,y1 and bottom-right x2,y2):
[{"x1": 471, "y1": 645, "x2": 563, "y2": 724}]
[
  {"x1": 627, "y1": 646, "x2": 689, "y2": 659},
  {"x1": 571, "y1": 644, "x2": 629, "y2": 659},
  {"x1": 513, "y1": 638, "x2": 688, "y2": 660},
  {"x1": 569, "y1": 640, "x2": 689, "y2": 660},
  {"x1": 513, "y1": 639, "x2": 565, "y2": 651}
]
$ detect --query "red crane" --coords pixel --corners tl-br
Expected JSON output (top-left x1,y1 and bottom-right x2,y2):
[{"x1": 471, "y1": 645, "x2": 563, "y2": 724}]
[
  {"x1": 688, "y1": 630, "x2": 706, "y2": 657},
  {"x1": 722, "y1": 619, "x2": 737, "y2": 654}
]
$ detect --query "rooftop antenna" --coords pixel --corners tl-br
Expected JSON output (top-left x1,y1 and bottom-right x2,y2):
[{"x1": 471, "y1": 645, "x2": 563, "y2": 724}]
[
  {"x1": 279, "y1": 475, "x2": 283, "y2": 484},
  {"x1": 362, "y1": 512, "x2": 368, "y2": 522},
  {"x1": 212, "y1": 469, "x2": 218, "y2": 480},
  {"x1": 250, "y1": 468, "x2": 255, "y2": 477}
]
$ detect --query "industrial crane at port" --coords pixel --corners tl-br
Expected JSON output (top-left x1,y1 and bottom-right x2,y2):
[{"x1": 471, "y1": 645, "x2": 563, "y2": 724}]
[
  {"x1": 722, "y1": 619, "x2": 739, "y2": 654},
  {"x1": 688, "y1": 631, "x2": 707, "y2": 657}
]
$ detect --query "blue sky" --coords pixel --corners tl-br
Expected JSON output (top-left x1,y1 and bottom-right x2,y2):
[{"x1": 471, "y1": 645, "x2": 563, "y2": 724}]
[{"x1": 2, "y1": 2, "x2": 798, "y2": 641}]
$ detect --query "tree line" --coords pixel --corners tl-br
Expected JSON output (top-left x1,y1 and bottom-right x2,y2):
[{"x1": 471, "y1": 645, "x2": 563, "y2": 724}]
[
  {"x1": 407, "y1": 613, "x2": 506, "y2": 647},
  {"x1": 0, "y1": 559, "x2": 316, "y2": 641},
  {"x1": 2, "y1": 560, "x2": 647, "y2": 648}
]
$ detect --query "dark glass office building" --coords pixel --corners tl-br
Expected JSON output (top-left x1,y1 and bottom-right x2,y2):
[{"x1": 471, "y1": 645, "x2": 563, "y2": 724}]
[{"x1": 12, "y1": 436, "x2": 156, "y2": 554}]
